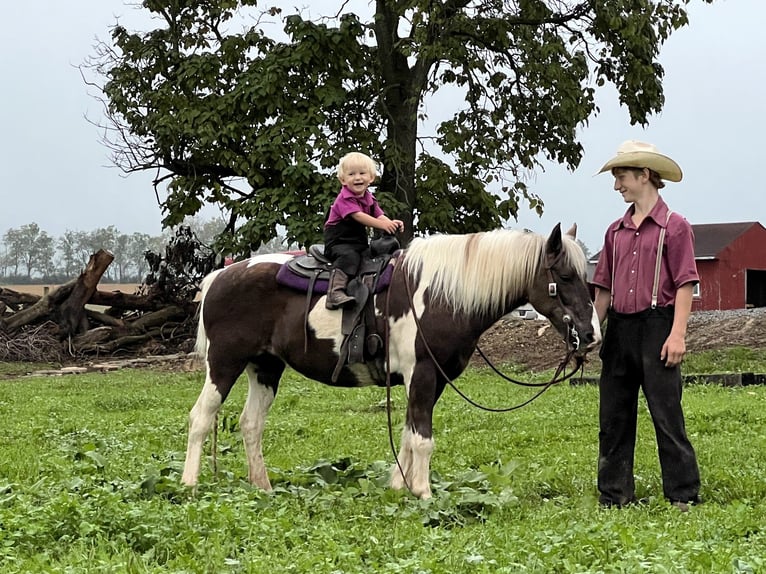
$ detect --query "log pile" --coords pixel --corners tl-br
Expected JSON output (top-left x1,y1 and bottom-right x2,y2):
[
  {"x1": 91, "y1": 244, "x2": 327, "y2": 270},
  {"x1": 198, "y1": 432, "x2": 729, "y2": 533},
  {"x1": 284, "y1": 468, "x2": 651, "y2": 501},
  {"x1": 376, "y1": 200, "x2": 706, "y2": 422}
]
[{"x1": 0, "y1": 249, "x2": 198, "y2": 363}]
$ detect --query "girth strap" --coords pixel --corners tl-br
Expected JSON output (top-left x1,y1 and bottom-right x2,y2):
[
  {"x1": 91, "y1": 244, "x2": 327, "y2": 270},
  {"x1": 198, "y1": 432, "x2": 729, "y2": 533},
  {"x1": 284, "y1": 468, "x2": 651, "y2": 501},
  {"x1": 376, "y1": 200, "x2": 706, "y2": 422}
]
[{"x1": 303, "y1": 269, "x2": 322, "y2": 352}]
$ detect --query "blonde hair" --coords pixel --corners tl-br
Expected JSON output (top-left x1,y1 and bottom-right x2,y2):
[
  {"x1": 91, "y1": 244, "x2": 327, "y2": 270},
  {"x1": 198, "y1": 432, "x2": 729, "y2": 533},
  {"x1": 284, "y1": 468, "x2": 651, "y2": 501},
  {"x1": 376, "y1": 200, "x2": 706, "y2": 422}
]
[{"x1": 337, "y1": 152, "x2": 378, "y2": 181}]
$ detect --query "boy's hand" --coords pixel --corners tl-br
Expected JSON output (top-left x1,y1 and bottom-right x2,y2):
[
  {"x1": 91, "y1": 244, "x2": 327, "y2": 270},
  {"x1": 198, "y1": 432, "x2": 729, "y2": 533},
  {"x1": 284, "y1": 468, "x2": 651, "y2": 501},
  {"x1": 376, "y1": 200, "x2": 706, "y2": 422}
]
[{"x1": 661, "y1": 332, "x2": 686, "y2": 367}]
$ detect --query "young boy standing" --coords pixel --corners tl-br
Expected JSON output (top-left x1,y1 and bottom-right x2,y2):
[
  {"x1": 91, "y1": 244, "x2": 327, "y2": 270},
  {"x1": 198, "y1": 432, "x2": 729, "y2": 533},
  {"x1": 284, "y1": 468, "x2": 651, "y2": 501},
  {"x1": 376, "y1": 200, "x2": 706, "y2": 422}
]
[
  {"x1": 323, "y1": 152, "x2": 403, "y2": 310},
  {"x1": 591, "y1": 140, "x2": 701, "y2": 511}
]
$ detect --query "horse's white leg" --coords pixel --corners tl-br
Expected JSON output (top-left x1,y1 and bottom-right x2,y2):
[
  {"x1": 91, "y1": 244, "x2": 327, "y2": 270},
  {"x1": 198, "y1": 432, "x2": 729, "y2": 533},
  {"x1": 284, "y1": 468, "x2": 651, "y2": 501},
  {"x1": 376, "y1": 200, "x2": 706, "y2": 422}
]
[
  {"x1": 182, "y1": 373, "x2": 224, "y2": 486},
  {"x1": 390, "y1": 427, "x2": 414, "y2": 491},
  {"x1": 405, "y1": 427, "x2": 435, "y2": 499},
  {"x1": 240, "y1": 365, "x2": 276, "y2": 490},
  {"x1": 389, "y1": 427, "x2": 434, "y2": 498}
]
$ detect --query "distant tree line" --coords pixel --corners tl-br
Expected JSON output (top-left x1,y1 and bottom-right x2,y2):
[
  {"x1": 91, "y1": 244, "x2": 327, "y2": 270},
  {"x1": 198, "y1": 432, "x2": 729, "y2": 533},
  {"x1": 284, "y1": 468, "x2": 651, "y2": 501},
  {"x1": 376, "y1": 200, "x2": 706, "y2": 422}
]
[{"x1": 0, "y1": 218, "x2": 296, "y2": 284}]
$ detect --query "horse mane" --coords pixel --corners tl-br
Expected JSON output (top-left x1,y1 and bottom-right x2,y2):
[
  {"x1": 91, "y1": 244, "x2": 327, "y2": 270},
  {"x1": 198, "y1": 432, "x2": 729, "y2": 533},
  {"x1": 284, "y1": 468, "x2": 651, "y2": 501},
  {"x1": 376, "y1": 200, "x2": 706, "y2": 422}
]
[{"x1": 402, "y1": 229, "x2": 585, "y2": 317}]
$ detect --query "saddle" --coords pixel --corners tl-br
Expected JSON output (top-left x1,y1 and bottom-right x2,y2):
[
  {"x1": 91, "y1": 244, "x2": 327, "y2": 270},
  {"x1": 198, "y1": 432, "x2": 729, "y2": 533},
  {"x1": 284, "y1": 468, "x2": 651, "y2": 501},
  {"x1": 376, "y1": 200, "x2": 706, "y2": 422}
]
[{"x1": 278, "y1": 237, "x2": 400, "y2": 382}]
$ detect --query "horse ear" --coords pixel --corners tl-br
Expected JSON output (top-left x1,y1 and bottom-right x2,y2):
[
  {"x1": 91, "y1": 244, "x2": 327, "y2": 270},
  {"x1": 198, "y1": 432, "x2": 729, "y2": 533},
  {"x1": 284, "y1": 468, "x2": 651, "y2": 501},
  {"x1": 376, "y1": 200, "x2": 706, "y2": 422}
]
[
  {"x1": 566, "y1": 223, "x2": 578, "y2": 239},
  {"x1": 546, "y1": 223, "x2": 563, "y2": 255}
]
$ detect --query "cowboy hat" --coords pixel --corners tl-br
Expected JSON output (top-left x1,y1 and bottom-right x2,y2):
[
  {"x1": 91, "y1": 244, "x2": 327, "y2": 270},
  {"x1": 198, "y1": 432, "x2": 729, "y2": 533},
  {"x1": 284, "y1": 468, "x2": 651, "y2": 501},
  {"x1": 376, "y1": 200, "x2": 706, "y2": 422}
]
[{"x1": 597, "y1": 140, "x2": 683, "y2": 182}]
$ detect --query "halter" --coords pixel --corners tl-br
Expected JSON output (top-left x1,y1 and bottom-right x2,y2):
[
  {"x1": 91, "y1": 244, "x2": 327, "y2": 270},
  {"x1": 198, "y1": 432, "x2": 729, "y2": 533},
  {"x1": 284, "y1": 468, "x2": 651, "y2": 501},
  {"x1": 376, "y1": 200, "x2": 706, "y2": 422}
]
[{"x1": 544, "y1": 249, "x2": 581, "y2": 352}]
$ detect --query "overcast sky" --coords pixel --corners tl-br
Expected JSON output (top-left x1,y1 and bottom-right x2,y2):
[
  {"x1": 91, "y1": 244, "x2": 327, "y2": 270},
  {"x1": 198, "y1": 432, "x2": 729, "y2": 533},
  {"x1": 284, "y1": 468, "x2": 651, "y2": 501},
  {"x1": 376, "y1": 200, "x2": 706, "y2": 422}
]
[{"x1": 1, "y1": 0, "x2": 763, "y2": 253}]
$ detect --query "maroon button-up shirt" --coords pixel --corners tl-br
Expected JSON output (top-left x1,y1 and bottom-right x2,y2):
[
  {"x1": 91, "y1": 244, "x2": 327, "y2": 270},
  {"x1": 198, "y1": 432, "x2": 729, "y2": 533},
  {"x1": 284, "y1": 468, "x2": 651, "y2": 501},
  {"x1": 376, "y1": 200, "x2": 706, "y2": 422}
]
[{"x1": 592, "y1": 197, "x2": 699, "y2": 314}]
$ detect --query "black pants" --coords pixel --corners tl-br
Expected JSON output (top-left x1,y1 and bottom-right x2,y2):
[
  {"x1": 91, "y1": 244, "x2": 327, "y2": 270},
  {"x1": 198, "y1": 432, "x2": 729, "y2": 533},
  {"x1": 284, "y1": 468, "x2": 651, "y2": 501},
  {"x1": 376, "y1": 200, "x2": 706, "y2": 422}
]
[
  {"x1": 598, "y1": 306, "x2": 700, "y2": 505},
  {"x1": 324, "y1": 219, "x2": 370, "y2": 277},
  {"x1": 324, "y1": 242, "x2": 368, "y2": 277}
]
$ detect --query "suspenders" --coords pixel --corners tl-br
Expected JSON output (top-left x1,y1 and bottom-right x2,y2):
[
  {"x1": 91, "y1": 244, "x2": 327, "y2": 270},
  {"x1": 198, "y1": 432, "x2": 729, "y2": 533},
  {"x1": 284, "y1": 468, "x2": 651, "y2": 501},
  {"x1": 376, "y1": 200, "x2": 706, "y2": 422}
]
[
  {"x1": 611, "y1": 210, "x2": 673, "y2": 309},
  {"x1": 651, "y1": 210, "x2": 673, "y2": 308}
]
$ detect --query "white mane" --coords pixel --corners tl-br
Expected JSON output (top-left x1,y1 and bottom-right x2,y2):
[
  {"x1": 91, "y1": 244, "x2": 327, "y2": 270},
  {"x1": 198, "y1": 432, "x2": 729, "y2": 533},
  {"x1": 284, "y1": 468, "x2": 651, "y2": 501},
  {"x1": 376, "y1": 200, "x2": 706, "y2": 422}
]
[{"x1": 402, "y1": 229, "x2": 585, "y2": 317}]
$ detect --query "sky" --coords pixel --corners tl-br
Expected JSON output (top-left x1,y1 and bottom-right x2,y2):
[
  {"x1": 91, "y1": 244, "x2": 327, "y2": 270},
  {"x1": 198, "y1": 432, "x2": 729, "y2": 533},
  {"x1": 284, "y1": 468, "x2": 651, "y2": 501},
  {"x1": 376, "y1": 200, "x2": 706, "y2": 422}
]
[{"x1": 1, "y1": 0, "x2": 763, "y2": 254}]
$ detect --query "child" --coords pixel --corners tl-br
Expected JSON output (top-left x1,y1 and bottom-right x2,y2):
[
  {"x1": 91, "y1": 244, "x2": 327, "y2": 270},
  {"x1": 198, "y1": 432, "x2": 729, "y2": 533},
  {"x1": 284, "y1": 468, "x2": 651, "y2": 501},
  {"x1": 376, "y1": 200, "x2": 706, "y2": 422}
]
[
  {"x1": 591, "y1": 140, "x2": 701, "y2": 511},
  {"x1": 323, "y1": 152, "x2": 403, "y2": 310}
]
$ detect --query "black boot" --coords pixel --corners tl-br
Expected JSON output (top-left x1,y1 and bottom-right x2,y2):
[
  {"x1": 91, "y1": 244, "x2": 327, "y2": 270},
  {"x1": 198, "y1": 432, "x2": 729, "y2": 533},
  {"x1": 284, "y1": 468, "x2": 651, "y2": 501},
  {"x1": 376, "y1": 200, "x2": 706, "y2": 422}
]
[{"x1": 325, "y1": 269, "x2": 356, "y2": 310}]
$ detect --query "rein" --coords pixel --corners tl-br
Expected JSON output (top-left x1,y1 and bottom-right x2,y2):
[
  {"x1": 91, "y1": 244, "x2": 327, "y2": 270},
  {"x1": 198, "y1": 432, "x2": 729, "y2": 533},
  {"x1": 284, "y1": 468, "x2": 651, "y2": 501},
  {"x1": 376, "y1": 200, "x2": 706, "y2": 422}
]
[
  {"x1": 474, "y1": 345, "x2": 583, "y2": 389},
  {"x1": 380, "y1": 256, "x2": 584, "y2": 493},
  {"x1": 400, "y1": 258, "x2": 583, "y2": 412},
  {"x1": 383, "y1": 259, "x2": 410, "y2": 492}
]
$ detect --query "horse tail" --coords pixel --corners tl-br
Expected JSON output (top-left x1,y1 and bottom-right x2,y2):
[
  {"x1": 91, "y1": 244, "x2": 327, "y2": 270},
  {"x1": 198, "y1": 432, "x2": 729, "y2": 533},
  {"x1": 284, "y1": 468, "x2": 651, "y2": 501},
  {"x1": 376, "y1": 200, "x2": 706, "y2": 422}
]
[{"x1": 194, "y1": 268, "x2": 226, "y2": 363}]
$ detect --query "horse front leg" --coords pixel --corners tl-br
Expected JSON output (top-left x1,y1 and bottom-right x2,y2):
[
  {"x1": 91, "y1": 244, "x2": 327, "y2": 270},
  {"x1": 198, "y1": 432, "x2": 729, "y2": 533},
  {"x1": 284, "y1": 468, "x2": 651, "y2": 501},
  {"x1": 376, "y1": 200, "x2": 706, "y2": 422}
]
[
  {"x1": 239, "y1": 362, "x2": 281, "y2": 490},
  {"x1": 390, "y1": 362, "x2": 438, "y2": 499},
  {"x1": 390, "y1": 426, "x2": 435, "y2": 499}
]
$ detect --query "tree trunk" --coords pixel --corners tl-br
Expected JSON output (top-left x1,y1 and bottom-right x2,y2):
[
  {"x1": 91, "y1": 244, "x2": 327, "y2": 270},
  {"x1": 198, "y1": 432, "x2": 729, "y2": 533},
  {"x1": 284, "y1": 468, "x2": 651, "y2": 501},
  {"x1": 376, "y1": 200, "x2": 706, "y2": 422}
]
[
  {"x1": 88, "y1": 288, "x2": 161, "y2": 312},
  {"x1": 55, "y1": 249, "x2": 115, "y2": 335},
  {"x1": 374, "y1": 1, "x2": 432, "y2": 247},
  {"x1": 2, "y1": 282, "x2": 75, "y2": 332}
]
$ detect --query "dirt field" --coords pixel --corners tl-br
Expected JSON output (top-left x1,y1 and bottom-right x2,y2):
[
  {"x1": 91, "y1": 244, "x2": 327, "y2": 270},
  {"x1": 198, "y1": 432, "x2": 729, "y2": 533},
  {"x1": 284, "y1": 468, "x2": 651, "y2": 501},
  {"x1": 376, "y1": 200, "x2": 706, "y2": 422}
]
[
  {"x1": 475, "y1": 307, "x2": 766, "y2": 372},
  {"x1": 1, "y1": 284, "x2": 141, "y2": 297}
]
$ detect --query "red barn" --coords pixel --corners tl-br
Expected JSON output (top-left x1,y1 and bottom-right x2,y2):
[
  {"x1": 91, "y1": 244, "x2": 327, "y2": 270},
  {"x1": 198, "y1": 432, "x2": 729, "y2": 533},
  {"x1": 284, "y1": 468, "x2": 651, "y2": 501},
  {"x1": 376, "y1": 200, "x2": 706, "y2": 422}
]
[
  {"x1": 692, "y1": 222, "x2": 766, "y2": 311},
  {"x1": 588, "y1": 221, "x2": 766, "y2": 311}
]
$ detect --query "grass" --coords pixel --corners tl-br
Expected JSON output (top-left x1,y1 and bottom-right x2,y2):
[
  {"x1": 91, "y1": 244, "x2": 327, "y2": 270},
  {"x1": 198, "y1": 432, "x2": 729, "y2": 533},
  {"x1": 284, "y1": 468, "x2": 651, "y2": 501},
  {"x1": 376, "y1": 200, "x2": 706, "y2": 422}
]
[{"x1": 0, "y1": 350, "x2": 765, "y2": 573}]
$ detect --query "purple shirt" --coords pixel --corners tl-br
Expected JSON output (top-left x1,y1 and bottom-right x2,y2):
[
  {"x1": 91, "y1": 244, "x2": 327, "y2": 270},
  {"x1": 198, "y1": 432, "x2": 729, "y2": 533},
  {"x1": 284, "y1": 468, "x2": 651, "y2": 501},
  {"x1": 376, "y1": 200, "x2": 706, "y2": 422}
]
[
  {"x1": 325, "y1": 186, "x2": 384, "y2": 228},
  {"x1": 592, "y1": 197, "x2": 698, "y2": 314}
]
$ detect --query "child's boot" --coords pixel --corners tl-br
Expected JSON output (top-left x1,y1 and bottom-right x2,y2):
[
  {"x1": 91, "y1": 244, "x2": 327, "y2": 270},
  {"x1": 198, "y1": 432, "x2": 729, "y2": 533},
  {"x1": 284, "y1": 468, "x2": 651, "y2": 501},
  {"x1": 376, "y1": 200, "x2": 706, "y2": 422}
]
[{"x1": 326, "y1": 269, "x2": 356, "y2": 310}]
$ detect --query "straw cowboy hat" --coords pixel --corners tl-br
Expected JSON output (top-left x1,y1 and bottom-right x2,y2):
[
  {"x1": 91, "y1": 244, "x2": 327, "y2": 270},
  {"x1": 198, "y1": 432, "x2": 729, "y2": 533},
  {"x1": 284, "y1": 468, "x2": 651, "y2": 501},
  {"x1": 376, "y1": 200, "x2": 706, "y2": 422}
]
[{"x1": 597, "y1": 140, "x2": 683, "y2": 182}]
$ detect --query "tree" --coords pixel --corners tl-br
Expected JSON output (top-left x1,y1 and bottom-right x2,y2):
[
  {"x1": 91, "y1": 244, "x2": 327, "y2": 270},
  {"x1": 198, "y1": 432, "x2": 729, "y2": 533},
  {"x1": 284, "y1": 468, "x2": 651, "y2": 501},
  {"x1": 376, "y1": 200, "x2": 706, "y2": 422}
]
[
  {"x1": 113, "y1": 232, "x2": 133, "y2": 282},
  {"x1": 87, "y1": 0, "x2": 711, "y2": 252},
  {"x1": 2, "y1": 228, "x2": 24, "y2": 277},
  {"x1": 2, "y1": 224, "x2": 55, "y2": 279},
  {"x1": 57, "y1": 230, "x2": 91, "y2": 278}
]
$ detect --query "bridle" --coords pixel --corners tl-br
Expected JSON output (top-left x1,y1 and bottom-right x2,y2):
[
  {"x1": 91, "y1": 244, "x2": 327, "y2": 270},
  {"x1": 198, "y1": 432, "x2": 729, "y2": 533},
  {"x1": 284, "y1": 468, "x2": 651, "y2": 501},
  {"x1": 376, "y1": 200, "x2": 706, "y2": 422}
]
[{"x1": 544, "y1": 248, "x2": 583, "y2": 353}]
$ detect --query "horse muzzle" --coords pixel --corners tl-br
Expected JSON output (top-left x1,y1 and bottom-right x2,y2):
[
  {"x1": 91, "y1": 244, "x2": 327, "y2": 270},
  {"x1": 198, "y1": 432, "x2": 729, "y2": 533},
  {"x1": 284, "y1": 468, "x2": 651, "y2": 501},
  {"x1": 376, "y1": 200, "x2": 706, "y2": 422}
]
[{"x1": 563, "y1": 314, "x2": 601, "y2": 355}]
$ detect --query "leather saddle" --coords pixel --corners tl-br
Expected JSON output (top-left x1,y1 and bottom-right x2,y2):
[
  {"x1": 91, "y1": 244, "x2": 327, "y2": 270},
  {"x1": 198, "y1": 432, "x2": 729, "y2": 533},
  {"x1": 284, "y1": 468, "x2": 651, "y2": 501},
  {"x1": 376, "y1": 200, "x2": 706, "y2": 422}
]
[{"x1": 280, "y1": 237, "x2": 400, "y2": 383}]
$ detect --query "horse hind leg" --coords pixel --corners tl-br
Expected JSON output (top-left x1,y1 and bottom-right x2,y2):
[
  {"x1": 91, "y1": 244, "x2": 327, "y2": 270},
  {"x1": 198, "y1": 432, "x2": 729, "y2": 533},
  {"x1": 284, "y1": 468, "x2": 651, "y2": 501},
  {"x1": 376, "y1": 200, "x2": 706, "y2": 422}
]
[
  {"x1": 240, "y1": 357, "x2": 283, "y2": 490},
  {"x1": 182, "y1": 370, "x2": 230, "y2": 486}
]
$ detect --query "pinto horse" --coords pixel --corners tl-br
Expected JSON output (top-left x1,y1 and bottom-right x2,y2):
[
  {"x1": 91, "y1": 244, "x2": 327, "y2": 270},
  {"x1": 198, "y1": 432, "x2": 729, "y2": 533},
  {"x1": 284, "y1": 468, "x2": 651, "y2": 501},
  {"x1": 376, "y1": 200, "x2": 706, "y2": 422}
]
[{"x1": 182, "y1": 224, "x2": 601, "y2": 498}]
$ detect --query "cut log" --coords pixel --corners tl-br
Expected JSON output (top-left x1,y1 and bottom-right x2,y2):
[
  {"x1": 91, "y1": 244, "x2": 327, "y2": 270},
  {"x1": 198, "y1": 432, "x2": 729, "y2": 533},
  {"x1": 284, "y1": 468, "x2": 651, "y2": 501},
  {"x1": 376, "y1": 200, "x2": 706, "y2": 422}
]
[
  {"x1": 130, "y1": 306, "x2": 186, "y2": 332},
  {"x1": 75, "y1": 332, "x2": 152, "y2": 354},
  {"x1": 72, "y1": 326, "x2": 116, "y2": 349},
  {"x1": 88, "y1": 289, "x2": 161, "y2": 312},
  {"x1": 0, "y1": 287, "x2": 40, "y2": 306},
  {"x1": 84, "y1": 308, "x2": 126, "y2": 328},
  {"x1": 55, "y1": 250, "x2": 115, "y2": 335},
  {"x1": 2, "y1": 282, "x2": 75, "y2": 332}
]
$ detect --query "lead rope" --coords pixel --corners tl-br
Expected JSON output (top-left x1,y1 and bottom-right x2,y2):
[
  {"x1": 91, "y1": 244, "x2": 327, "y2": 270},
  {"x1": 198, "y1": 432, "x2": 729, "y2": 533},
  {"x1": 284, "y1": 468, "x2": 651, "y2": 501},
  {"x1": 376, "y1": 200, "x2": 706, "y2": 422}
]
[
  {"x1": 401, "y1": 263, "x2": 583, "y2": 413},
  {"x1": 475, "y1": 345, "x2": 583, "y2": 388},
  {"x1": 384, "y1": 258, "x2": 411, "y2": 493}
]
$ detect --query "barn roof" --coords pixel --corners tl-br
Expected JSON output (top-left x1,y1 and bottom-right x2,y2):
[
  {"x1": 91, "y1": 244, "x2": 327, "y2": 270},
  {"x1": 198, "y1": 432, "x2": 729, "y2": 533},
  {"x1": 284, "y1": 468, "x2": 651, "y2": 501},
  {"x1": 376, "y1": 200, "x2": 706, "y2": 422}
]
[
  {"x1": 588, "y1": 221, "x2": 762, "y2": 263},
  {"x1": 692, "y1": 222, "x2": 758, "y2": 258}
]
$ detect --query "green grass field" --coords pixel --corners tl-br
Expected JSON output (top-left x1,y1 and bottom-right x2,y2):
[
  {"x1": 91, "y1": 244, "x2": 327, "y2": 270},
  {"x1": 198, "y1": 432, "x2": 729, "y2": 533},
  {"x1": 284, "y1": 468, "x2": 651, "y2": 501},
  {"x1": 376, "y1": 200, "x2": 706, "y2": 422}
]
[{"x1": 1, "y1": 349, "x2": 765, "y2": 573}]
